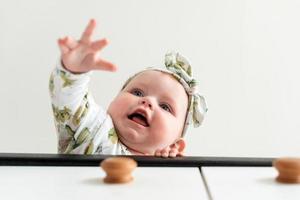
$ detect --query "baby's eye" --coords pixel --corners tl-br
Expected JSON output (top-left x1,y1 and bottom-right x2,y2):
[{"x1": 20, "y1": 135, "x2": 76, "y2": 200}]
[
  {"x1": 131, "y1": 89, "x2": 144, "y2": 97},
  {"x1": 160, "y1": 103, "x2": 172, "y2": 112}
]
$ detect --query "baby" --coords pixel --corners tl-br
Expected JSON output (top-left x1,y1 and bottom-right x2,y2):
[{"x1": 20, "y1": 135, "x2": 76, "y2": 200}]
[{"x1": 49, "y1": 19, "x2": 207, "y2": 157}]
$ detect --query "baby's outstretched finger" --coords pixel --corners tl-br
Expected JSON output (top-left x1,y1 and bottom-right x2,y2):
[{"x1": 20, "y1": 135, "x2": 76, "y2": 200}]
[
  {"x1": 91, "y1": 39, "x2": 108, "y2": 51},
  {"x1": 64, "y1": 36, "x2": 78, "y2": 49},
  {"x1": 80, "y1": 19, "x2": 96, "y2": 44},
  {"x1": 57, "y1": 39, "x2": 69, "y2": 54}
]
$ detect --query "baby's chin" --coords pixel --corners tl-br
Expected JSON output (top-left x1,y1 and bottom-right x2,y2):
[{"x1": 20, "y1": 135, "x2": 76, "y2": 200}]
[
  {"x1": 115, "y1": 129, "x2": 154, "y2": 154},
  {"x1": 116, "y1": 125, "x2": 140, "y2": 141}
]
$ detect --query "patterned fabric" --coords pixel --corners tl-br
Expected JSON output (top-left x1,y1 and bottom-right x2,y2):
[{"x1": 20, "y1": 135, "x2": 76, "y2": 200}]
[
  {"x1": 164, "y1": 52, "x2": 208, "y2": 128},
  {"x1": 49, "y1": 61, "x2": 131, "y2": 155},
  {"x1": 122, "y1": 52, "x2": 208, "y2": 136}
]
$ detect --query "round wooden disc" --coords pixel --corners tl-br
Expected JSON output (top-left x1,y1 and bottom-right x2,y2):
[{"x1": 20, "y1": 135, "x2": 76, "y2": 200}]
[
  {"x1": 101, "y1": 157, "x2": 137, "y2": 184},
  {"x1": 273, "y1": 157, "x2": 300, "y2": 184}
]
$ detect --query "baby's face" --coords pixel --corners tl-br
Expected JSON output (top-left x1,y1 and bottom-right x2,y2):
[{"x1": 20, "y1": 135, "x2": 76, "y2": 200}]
[{"x1": 107, "y1": 71, "x2": 188, "y2": 154}]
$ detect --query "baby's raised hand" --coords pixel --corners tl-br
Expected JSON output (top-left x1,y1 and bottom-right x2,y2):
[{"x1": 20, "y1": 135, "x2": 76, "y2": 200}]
[{"x1": 58, "y1": 19, "x2": 116, "y2": 73}]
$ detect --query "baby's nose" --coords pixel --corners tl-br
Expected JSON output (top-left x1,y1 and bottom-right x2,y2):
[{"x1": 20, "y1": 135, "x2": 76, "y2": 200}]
[{"x1": 140, "y1": 98, "x2": 153, "y2": 109}]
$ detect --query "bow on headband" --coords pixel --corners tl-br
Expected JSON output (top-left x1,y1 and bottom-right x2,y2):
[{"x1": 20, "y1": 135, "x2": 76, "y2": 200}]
[{"x1": 164, "y1": 52, "x2": 208, "y2": 129}]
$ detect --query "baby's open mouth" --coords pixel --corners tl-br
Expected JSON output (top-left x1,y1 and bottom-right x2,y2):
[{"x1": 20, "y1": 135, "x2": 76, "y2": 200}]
[{"x1": 128, "y1": 112, "x2": 149, "y2": 127}]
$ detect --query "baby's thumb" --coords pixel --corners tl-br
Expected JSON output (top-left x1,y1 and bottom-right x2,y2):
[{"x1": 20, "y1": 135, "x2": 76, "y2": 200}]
[
  {"x1": 93, "y1": 58, "x2": 117, "y2": 72},
  {"x1": 172, "y1": 138, "x2": 186, "y2": 153}
]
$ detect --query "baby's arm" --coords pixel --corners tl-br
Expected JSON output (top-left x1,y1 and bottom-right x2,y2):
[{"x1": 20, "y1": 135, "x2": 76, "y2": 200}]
[{"x1": 49, "y1": 19, "x2": 116, "y2": 154}]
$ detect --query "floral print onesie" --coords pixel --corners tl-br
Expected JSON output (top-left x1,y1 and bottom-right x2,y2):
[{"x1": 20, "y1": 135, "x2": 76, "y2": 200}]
[{"x1": 49, "y1": 61, "x2": 131, "y2": 155}]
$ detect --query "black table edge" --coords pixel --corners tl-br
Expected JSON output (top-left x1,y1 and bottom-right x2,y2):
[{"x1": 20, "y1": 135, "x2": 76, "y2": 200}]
[{"x1": 0, "y1": 153, "x2": 274, "y2": 167}]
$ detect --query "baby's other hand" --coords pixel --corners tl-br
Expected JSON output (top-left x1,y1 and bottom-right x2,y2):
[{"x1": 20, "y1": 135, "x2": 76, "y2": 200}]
[
  {"x1": 57, "y1": 19, "x2": 117, "y2": 73},
  {"x1": 154, "y1": 139, "x2": 185, "y2": 158}
]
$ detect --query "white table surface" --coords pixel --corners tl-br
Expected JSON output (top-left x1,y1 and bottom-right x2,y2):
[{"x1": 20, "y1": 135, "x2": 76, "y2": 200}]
[
  {"x1": 0, "y1": 166, "x2": 208, "y2": 200},
  {"x1": 202, "y1": 167, "x2": 300, "y2": 200}
]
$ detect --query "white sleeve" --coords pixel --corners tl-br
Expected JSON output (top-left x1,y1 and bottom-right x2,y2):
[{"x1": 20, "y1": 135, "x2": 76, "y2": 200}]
[{"x1": 49, "y1": 60, "x2": 105, "y2": 154}]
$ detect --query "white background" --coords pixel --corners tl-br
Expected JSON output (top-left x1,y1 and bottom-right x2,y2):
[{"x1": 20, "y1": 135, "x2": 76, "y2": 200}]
[{"x1": 0, "y1": 0, "x2": 299, "y2": 157}]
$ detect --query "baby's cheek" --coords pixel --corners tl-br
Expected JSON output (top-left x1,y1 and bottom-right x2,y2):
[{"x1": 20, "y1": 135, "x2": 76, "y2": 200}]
[
  {"x1": 169, "y1": 118, "x2": 185, "y2": 139},
  {"x1": 109, "y1": 96, "x2": 127, "y2": 112},
  {"x1": 112, "y1": 101, "x2": 123, "y2": 110},
  {"x1": 107, "y1": 100, "x2": 120, "y2": 118},
  {"x1": 154, "y1": 118, "x2": 180, "y2": 143}
]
